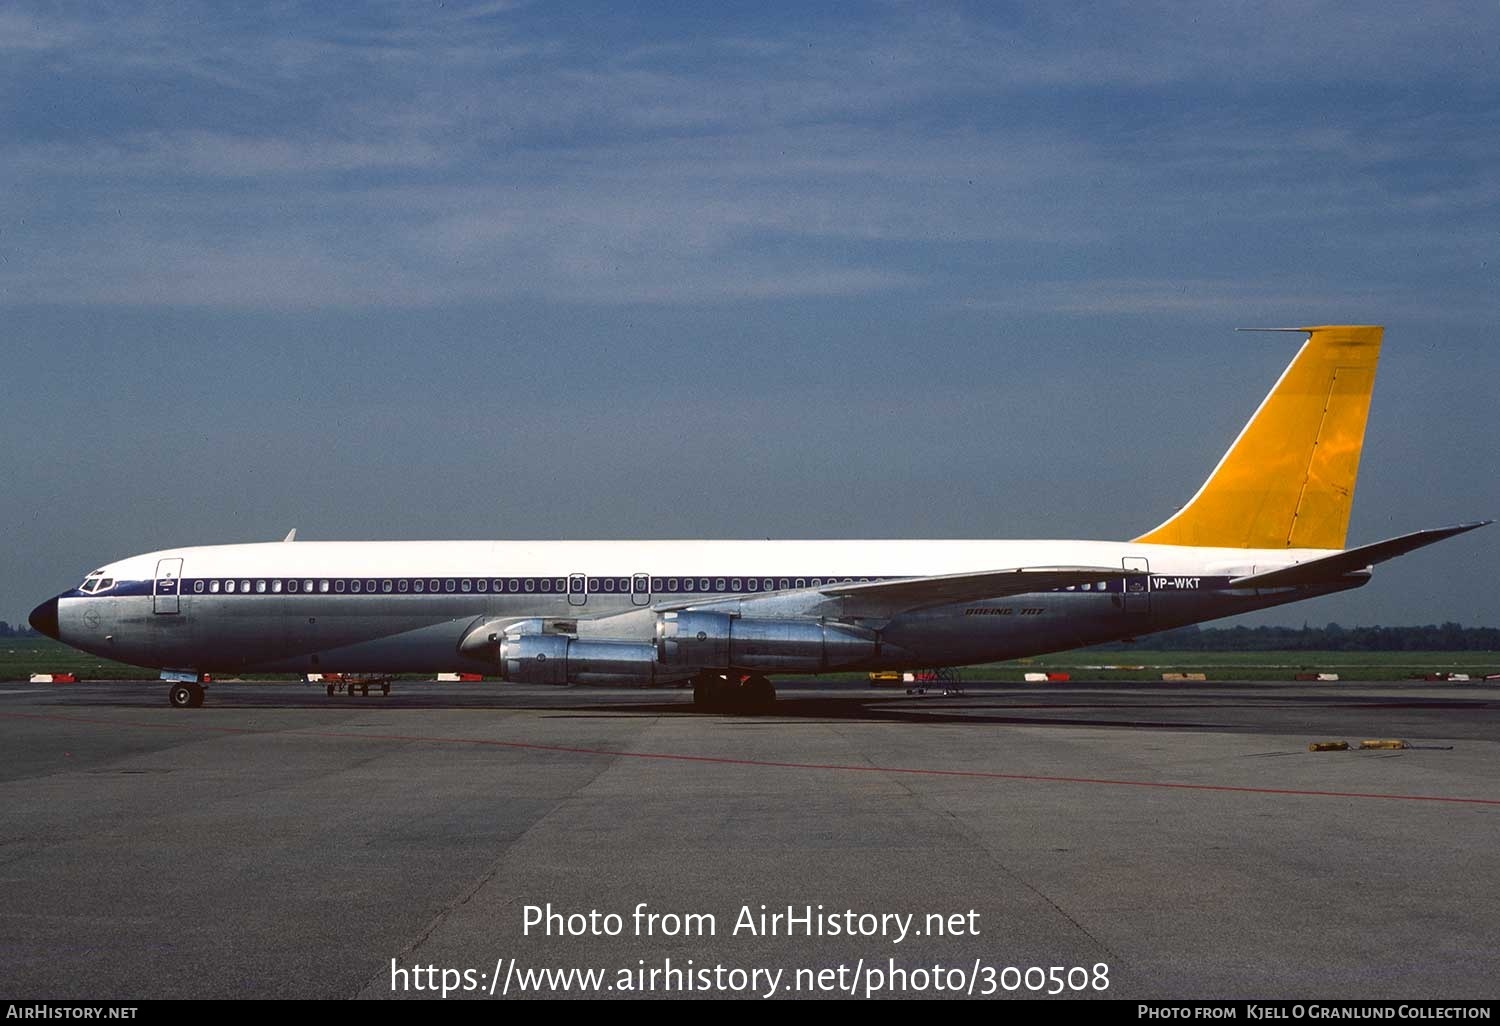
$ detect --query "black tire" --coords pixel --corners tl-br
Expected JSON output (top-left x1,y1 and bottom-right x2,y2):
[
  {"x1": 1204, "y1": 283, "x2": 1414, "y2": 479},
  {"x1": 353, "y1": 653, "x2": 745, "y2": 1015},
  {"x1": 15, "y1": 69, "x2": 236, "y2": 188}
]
[
  {"x1": 188, "y1": 684, "x2": 205, "y2": 708},
  {"x1": 741, "y1": 675, "x2": 776, "y2": 713},
  {"x1": 169, "y1": 684, "x2": 194, "y2": 708},
  {"x1": 693, "y1": 673, "x2": 733, "y2": 712},
  {"x1": 326, "y1": 684, "x2": 334, "y2": 697}
]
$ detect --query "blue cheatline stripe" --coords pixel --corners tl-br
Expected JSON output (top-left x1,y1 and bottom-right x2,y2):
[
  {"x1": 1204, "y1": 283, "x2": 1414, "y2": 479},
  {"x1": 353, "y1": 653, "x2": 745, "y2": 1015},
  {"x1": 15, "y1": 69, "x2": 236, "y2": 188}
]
[{"x1": 69, "y1": 575, "x2": 1240, "y2": 600}]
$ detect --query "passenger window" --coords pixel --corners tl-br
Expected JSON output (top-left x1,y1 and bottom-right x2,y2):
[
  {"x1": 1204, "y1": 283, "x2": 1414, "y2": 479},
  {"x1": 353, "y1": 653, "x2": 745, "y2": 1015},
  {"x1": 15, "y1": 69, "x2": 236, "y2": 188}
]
[
  {"x1": 272, "y1": 580, "x2": 282, "y2": 593},
  {"x1": 383, "y1": 580, "x2": 393, "y2": 593},
  {"x1": 699, "y1": 578, "x2": 710, "y2": 591},
  {"x1": 476, "y1": 579, "x2": 486, "y2": 592},
  {"x1": 398, "y1": 579, "x2": 409, "y2": 592},
  {"x1": 225, "y1": 580, "x2": 236, "y2": 593},
  {"x1": 683, "y1": 579, "x2": 695, "y2": 592},
  {"x1": 319, "y1": 580, "x2": 329, "y2": 593},
  {"x1": 460, "y1": 579, "x2": 471, "y2": 592},
  {"x1": 526, "y1": 579, "x2": 536, "y2": 592},
  {"x1": 193, "y1": 581, "x2": 204, "y2": 593},
  {"x1": 539, "y1": 579, "x2": 550, "y2": 593},
  {"x1": 445, "y1": 579, "x2": 455, "y2": 592},
  {"x1": 668, "y1": 578, "x2": 679, "y2": 591},
  {"x1": 414, "y1": 580, "x2": 424, "y2": 593},
  {"x1": 795, "y1": 578, "x2": 806, "y2": 588},
  {"x1": 731, "y1": 578, "x2": 742, "y2": 591},
  {"x1": 747, "y1": 578, "x2": 758, "y2": 591},
  {"x1": 555, "y1": 579, "x2": 566, "y2": 592},
  {"x1": 335, "y1": 580, "x2": 346, "y2": 593},
  {"x1": 240, "y1": 580, "x2": 251, "y2": 592},
  {"x1": 603, "y1": 578, "x2": 615, "y2": 592},
  {"x1": 366, "y1": 580, "x2": 376, "y2": 593},
  {"x1": 352, "y1": 580, "x2": 362, "y2": 593},
  {"x1": 650, "y1": 577, "x2": 663, "y2": 591},
  {"x1": 210, "y1": 580, "x2": 221, "y2": 593},
  {"x1": 304, "y1": 580, "x2": 314, "y2": 592},
  {"x1": 779, "y1": 578, "x2": 789, "y2": 590}
]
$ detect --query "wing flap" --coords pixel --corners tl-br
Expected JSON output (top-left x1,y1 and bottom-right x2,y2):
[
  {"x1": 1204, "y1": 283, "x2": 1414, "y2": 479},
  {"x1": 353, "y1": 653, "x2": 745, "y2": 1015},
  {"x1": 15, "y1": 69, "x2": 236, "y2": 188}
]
[{"x1": 1230, "y1": 522, "x2": 1491, "y2": 589}]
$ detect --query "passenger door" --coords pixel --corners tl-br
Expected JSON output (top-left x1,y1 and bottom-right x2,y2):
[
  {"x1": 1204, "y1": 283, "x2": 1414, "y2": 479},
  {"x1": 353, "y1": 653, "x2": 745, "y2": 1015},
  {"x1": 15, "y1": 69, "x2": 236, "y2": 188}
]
[{"x1": 154, "y1": 558, "x2": 184, "y2": 614}]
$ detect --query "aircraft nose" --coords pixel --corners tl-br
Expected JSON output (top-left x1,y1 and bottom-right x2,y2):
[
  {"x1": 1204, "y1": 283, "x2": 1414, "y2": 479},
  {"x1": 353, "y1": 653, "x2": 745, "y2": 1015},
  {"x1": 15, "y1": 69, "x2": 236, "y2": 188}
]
[{"x1": 29, "y1": 597, "x2": 60, "y2": 640}]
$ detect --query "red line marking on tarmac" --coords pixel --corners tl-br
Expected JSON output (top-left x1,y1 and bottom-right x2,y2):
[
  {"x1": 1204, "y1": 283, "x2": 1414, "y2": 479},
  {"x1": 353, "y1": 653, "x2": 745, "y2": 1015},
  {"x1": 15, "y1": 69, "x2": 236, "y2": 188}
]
[{"x1": 5, "y1": 709, "x2": 1498, "y2": 806}]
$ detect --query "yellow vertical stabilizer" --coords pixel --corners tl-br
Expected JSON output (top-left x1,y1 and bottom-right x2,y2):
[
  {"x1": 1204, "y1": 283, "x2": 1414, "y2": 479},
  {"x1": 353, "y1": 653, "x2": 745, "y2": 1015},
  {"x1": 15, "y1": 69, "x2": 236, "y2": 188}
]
[{"x1": 1133, "y1": 325, "x2": 1383, "y2": 550}]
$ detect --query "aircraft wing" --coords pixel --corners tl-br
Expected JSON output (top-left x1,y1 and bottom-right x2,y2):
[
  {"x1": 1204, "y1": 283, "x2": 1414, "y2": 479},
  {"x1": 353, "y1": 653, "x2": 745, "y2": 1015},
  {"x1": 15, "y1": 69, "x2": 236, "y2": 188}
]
[
  {"x1": 1230, "y1": 522, "x2": 1492, "y2": 589},
  {"x1": 651, "y1": 565, "x2": 1142, "y2": 617},
  {"x1": 818, "y1": 565, "x2": 1143, "y2": 614}
]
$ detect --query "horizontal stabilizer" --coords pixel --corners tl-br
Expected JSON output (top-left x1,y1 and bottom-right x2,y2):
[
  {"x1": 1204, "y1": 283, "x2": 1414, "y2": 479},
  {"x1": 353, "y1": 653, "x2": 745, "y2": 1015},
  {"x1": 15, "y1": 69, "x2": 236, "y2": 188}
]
[
  {"x1": 820, "y1": 565, "x2": 1144, "y2": 613},
  {"x1": 1229, "y1": 522, "x2": 1492, "y2": 589}
]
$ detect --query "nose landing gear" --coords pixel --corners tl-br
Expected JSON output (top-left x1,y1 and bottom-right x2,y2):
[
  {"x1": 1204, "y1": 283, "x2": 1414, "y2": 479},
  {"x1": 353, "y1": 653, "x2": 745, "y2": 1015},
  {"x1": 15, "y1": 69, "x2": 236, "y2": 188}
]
[{"x1": 168, "y1": 683, "x2": 205, "y2": 708}]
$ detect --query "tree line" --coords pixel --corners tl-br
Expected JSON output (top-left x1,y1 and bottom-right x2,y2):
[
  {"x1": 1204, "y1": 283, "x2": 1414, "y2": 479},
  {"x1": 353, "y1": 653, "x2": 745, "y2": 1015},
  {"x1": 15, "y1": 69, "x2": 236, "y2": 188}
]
[{"x1": 1096, "y1": 622, "x2": 1499, "y2": 651}]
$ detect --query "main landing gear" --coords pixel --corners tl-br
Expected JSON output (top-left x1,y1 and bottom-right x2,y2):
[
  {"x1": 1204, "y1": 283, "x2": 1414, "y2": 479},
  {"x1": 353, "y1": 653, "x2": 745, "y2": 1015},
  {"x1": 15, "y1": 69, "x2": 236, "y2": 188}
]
[
  {"x1": 168, "y1": 683, "x2": 205, "y2": 708},
  {"x1": 692, "y1": 672, "x2": 776, "y2": 714}
]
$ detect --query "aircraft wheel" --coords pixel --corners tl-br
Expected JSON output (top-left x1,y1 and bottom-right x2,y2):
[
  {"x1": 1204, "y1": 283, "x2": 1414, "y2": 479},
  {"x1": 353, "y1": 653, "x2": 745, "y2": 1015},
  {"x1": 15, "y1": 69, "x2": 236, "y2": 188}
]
[
  {"x1": 741, "y1": 675, "x2": 776, "y2": 713},
  {"x1": 169, "y1": 684, "x2": 194, "y2": 708},
  {"x1": 188, "y1": 684, "x2": 205, "y2": 708},
  {"x1": 692, "y1": 673, "x2": 733, "y2": 712}
]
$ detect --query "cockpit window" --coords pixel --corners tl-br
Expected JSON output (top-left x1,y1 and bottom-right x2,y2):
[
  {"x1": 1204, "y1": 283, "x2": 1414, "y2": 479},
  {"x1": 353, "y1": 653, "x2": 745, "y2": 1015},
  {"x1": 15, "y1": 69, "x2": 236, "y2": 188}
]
[{"x1": 79, "y1": 574, "x2": 115, "y2": 593}]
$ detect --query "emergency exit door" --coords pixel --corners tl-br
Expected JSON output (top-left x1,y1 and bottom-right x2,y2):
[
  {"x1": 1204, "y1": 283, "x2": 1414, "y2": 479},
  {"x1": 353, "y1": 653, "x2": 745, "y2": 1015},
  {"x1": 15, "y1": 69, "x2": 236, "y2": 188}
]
[{"x1": 1122, "y1": 556, "x2": 1150, "y2": 613}]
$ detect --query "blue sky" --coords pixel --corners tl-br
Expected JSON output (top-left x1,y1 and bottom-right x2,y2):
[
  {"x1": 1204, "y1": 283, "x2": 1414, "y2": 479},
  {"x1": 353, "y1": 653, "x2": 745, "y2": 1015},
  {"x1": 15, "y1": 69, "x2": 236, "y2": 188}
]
[{"x1": 2, "y1": 1, "x2": 1496, "y2": 629}]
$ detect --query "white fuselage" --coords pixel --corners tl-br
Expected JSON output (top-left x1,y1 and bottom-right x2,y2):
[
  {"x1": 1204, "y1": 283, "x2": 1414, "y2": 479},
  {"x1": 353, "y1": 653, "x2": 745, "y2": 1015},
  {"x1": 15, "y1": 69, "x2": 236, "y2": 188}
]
[{"x1": 49, "y1": 538, "x2": 1358, "y2": 677}]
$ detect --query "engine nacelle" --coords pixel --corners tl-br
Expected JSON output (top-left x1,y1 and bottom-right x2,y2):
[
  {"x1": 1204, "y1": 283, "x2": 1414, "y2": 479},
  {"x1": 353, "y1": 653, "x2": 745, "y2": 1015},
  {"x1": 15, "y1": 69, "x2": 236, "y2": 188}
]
[
  {"x1": 499, "y1": 634, "x2": 662, "y2": 686},
  {"x1": 656, "y1": 611, "x2": 878, "y2": 672}
]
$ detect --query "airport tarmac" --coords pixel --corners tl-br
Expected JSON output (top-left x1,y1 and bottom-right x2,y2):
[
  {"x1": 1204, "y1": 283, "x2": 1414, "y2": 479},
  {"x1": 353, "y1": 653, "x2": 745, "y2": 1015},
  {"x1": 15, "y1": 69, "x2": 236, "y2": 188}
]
[{"x1": 2, "y1": 679, "x2": 1497, "y2": 1000}]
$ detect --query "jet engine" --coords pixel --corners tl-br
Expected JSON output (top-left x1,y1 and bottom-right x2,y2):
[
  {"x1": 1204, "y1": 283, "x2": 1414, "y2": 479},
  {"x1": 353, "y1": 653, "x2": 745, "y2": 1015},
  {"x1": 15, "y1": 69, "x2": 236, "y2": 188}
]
[
  {"x1": 498, "y1": 634, "x2": 667, "y2": 686},
  {"x1": 655, "y1": 610, "x2": 878, "y2": 672}
]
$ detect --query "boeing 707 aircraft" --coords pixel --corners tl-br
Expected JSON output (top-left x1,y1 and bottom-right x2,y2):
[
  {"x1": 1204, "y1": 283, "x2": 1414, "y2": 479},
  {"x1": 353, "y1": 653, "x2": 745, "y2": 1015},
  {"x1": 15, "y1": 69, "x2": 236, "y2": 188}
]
[{"x1": 28, "y1": 325, "x2": 1490, "y2": 709}]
